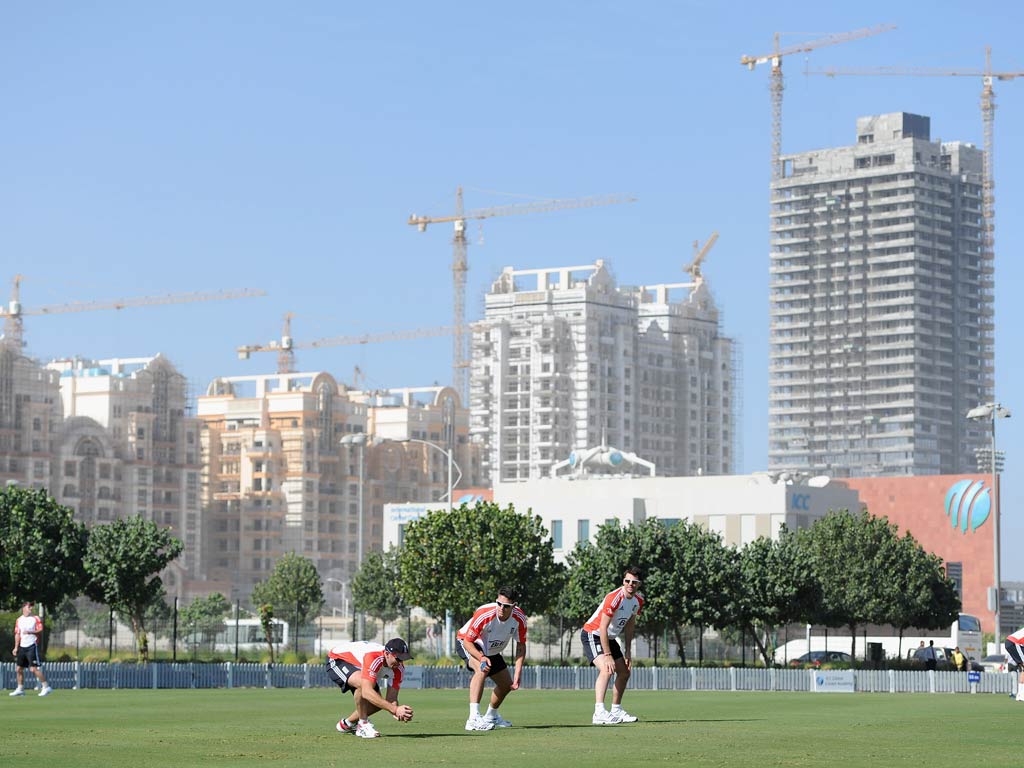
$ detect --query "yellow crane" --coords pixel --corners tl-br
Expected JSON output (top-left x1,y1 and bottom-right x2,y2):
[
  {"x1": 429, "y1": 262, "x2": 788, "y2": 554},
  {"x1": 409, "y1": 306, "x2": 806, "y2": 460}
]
[
  {"x1": 0, "y1": 275, "x2": 266, "y2": 350},
  {"x1": 740, "y1": 24, "x2": 895, "y2": 181},
  {"x1": 683, "y1": 231, "x2": 719, "y2": 286},
  {"x1": 805, "y1": 47, "x2": 1023, "y2": 288},
  {"x1": 408, "y1": 187, "x2": 635, "y2": 399},
  {"x1": 237, "y1": 311, "x2": 479, "y2": 375}
]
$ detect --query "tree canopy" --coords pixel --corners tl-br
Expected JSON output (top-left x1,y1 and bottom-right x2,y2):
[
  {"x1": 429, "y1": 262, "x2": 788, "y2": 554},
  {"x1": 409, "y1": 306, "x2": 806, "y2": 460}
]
[
  {"x1": 83, "y1": 515, "x2": 182, "y2": 662},
  {"x1": 352, "y1": 548, "x2": 406, "y2": 632},
  {"x1": 396, "y1": 501, "x2": 562, "y2": 624},
  {"x1": 251, "y1": 552, "x2": 324, "y2": 626},
  {"x1": 0, "y1": 486, "x2": 88, "y2": 610}
]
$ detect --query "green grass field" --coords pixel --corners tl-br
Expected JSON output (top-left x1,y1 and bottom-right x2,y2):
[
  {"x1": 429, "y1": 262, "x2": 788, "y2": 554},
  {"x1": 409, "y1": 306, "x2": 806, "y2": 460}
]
[{"x1": 0, "y1": 687, "x2": 1015, "y2": 767}]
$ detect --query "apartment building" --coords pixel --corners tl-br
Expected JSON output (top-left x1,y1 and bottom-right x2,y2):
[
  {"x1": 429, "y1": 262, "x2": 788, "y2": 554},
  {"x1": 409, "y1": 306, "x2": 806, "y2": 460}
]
[
  {"x1": 470, "y1": 260, "x2": 736, "y2": 482},
  {"x1": 0, "y1": 342, "x2": 62, "y2": 489},
  {"x1": 768, "y1": 113, "x2": 992, "y2": 476},
  {"x1": 47, "y1": 355, "x2": 202, "y2": 596}
]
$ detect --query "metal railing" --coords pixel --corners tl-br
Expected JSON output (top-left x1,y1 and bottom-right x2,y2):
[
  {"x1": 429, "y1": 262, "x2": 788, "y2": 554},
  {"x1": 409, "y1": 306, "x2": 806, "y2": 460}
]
[{"x1": 1, "y1": 663, "x2": 1015, "y2": 694}]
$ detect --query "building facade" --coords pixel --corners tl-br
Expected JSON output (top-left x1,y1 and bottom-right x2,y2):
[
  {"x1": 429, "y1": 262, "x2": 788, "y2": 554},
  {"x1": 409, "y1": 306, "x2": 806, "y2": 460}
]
[
  {"x1": 769, "y1": 113, "x2": 992, "y2": 477},
  {"x1": 0, "y1": 343, "x2": 62, "y2": 488},
  {"x1": 470, "y1": 260, "x2": 736, "y2": 482},
  {"x1": 47, "y1": 355, "x2": 202, "y2": 597}
]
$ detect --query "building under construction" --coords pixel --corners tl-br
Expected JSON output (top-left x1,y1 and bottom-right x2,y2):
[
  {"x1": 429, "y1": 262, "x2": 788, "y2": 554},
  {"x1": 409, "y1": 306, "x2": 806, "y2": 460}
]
[
  {"x1": 768, "y1": 113, "x2": 992, "y2": 476},
  {"x1": 470, "y1": 260, "x2": 736, "y2": 482},
  {"x1": 197, "y1": 373, "x2": 482, "y2": 601}
]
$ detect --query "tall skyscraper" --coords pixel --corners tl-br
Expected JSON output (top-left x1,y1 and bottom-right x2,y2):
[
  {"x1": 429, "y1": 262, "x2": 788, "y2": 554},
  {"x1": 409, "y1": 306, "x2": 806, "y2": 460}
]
[
  {"x1": 470, "y1": 260, "x2": 736, "y2": 482},
  {"x1": 768, "y1": 113, "x2": 993, "y2": 476}
]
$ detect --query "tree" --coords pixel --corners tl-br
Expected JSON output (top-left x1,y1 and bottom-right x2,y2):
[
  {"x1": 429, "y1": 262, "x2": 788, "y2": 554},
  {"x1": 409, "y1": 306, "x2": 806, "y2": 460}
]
[
  {"x1": 882, "y1": 532, "x2": 961, "y2": 656},
  {"x1": 798, "y1": 510, "x2": 907, "y2": 658},
  {"x1": 83, "y1": 515, "x2": 183, "y2": 662},
  {"x1": 0, "y1": 486, "x2": 88, "y2": 610},
  {"x1": 352, "y1": 549, "x2": 405, "y2": 636},
  {"x1": 251, "y1": 552, "x2": 324, "y2": 647},
  {"x1": 181, "y1": 593, "x2": 231, "y2": 650},
  {"x1": 258, "y1": 603, "x2": 276, "y2": 663},
  {"x1": 396, "y1": 501, "x2": 562, "y2": 624},
  {"x1": 732, "y1": 530, "x2": 821, "y2": 666}
]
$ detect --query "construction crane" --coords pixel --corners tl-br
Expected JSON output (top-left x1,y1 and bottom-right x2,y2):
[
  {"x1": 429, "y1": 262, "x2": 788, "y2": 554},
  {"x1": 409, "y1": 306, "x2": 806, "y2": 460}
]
[
  {"x1": 0, "y1": 275, "x2": 266, "y2": 350},
  {"x1": 683, "y1": 231, "x2": 719, "y2": 286},
  {"x1": 408, "y1": 187, "x2": 636, "y2": 399},
  {"x1": 805, "y1": 47, "x2": 1023, "y2": 292},
  {"x1": 740, "y1": 24, "x2": 895, "y2": 181},
  {"x1": 237, "y1": 311, "x2": 479, "y2": 375}
]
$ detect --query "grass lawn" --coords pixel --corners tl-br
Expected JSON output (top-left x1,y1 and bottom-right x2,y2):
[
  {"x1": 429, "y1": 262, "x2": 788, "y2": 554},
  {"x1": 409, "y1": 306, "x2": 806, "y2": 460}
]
[{"x1": 0, "y1": 687, "x2": 1014, "y2": 767}]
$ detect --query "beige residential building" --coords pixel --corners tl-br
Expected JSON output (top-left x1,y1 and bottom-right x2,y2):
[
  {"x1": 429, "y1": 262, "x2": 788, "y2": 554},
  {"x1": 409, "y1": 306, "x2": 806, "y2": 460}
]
[
  {"x1": 47, "y1": 355, "x2": 202, "y2": 597},
  {"x1": 0, "y1": 343, "x2": 62, "y2": 489}
]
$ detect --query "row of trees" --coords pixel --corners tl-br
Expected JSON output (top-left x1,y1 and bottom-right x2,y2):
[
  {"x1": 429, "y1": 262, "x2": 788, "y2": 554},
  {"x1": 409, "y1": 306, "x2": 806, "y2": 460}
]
[
  {"x1": 0, "y1": 486, "x2": 181, "y2": 661},
  {"x1": 353, "y1": 502, "x2": 960, "y2": 665}
]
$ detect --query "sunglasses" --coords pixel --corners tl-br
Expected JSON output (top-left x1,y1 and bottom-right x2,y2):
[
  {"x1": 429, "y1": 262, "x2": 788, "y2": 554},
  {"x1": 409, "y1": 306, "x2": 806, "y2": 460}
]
[
  {"x1": 623, "y1": 579, "x2": 641, "y2": 586},
  {"x1": 496, "y1": 601, "x2": 516, "y2": 609}
]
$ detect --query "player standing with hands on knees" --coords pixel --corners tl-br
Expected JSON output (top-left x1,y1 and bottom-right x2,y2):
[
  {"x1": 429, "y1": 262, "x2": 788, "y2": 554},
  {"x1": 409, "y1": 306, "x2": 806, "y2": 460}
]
[
  {"x1": 326, "y1": 638, "x2": 414, "y2": 738},
  {"x1": 456, "y1": 587, "x2": 528, "y2": 731},
  {"x1": 581, "y1": 566, "x2": 643, "y2": 725}
]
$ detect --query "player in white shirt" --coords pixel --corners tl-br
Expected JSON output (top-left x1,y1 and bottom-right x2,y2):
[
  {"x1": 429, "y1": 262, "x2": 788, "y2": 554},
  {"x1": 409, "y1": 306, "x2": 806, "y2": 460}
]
[
  {"x1": 1004, "y1": 626, "x2": 1024, "y2": 702},
  {"x1": 10, "y1": 601, "x2": 53, "y2": 697},
  {"x1": 580, "y1": 566, "x2": 643, "y2": 724},
  {"x1": 456, "y1": 587, "x2": 528, "y2": 731}
]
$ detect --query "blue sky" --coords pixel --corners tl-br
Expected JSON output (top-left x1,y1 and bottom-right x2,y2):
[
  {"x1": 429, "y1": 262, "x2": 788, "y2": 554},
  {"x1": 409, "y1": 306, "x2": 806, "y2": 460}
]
[{"x1": 2, "y1": 3, "x2": 1022, "y2": 576}]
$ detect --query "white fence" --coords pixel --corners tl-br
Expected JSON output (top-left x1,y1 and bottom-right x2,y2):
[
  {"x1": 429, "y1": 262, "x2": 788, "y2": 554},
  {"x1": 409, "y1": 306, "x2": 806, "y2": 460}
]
[{"x1": 1, "y1": 662, "x2": 1015, "y2": 695}]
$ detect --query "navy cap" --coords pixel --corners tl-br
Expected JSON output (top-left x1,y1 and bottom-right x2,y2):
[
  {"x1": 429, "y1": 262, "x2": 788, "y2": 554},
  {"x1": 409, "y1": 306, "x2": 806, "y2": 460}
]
[{"x1": 384, "y1": 637, "x2": 412, "y2": 660}]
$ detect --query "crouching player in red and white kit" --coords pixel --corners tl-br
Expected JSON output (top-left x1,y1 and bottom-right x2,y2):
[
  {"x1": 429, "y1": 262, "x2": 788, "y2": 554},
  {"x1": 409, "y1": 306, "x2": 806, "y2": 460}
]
[
  {"x1": 580, "y1": 566, "x2": 643, "y2": 725},
  {"x1": 326, "y1": 638, "x2": 414, "y2": 738},
  {"x1": 456, "y1": 587, "x2": 528, "y2": 732},
  {"x1": 1004, "y1": 626, "x2": 1024, "y2": 702}
]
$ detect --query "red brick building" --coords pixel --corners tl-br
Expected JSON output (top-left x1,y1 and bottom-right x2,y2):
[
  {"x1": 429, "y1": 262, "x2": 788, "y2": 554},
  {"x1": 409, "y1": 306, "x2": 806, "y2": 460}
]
[{"x1": 840, "y1": 474, "x2": 997, "y2": 634}]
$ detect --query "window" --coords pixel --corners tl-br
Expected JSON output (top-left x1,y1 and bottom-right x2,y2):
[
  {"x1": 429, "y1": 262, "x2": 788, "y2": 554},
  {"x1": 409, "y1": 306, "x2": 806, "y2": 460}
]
[
  {"x1": 551, "y1": 520, "x2": 563, "y2": 549},
  {"x1": 577, "y1": 519, "x2": 590, "y2": 544}
]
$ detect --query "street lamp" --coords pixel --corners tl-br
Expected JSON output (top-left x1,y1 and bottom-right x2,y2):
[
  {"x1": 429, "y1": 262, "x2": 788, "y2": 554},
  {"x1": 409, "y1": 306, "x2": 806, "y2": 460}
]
[
  {"x1": 399, "y1": 437, "x2": 463, "y2": 513},
  {"x1": 340, "y1": 433, "x2": 373, "y2": 640},
  {"x1": 966, "y1": 402, "x2": 1011, "y2": 639}
]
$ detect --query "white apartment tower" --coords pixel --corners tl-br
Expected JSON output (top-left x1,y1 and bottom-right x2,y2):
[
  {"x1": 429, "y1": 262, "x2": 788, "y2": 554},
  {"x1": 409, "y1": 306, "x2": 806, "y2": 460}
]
[
  {"x1": 769, "y1": 113, "x2": 993, "y2": 476},
  {"x1": 470, "y1": 261, "x2": 736, "y2": 481},
  {"x1": 0, "y1": 343, "x2": 61, "y2": 488}
]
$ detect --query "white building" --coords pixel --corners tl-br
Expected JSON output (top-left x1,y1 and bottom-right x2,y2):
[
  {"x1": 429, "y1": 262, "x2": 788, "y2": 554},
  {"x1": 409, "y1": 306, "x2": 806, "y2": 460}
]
[
  {"x1": 470, "y1": 260, "x2": 736, "y2": 483},
  {"x1": 769, "y1": 112, "x2": 992, "y2": 476},
  {"x1": 382, "y1": 474, "x2": 859, "y2": 561}
]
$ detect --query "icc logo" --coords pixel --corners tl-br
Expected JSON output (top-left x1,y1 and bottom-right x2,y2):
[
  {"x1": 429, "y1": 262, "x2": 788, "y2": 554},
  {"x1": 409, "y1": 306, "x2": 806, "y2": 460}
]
[
  {"x1": 944, "y1": 479, "x2": 991, "y2": 533},
  {"x1": 791, "y1": 494, "x2": 810, "y2": 511}
]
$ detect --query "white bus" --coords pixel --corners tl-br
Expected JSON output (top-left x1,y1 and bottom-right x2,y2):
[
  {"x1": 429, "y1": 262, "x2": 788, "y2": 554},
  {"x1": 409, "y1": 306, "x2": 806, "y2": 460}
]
[
  {"x1": 773, "y1": 613, "x2": 983, "y2": 664},
  {"x1": 211, "y1": 618, "x2": 289, "y2": 653}
]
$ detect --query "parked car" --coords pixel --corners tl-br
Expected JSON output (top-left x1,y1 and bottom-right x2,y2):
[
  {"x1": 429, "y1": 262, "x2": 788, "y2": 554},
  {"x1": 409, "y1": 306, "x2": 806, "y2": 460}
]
[
  {"x1": 789, "y1": 650, "x2": 853, "y2": 667},
  {"x1": 979, "y1": 654, "x2": 1014, "y2": 673}
]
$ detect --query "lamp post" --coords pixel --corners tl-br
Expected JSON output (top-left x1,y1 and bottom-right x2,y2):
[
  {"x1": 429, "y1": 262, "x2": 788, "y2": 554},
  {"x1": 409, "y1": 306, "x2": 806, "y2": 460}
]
[
  {"x1": 400, "y1": 437, "x2": 463, "y2": 513},
  {"x1": 339, "y1": 433, "x2": 370, "y2": 640},
  {"x1": 966, "y1": 402, "x2": 1011, "y2": 639}
]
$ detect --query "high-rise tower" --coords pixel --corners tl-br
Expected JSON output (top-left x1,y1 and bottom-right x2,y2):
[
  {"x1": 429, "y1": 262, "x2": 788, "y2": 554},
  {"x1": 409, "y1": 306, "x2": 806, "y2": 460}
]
[{"x1": 768, "y1": 113, "x2": 992, "y2": 475}]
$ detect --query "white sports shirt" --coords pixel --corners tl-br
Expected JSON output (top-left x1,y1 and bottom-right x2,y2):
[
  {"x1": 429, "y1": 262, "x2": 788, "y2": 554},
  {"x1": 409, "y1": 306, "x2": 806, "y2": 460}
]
[{"x1": 15, "y1": 614, "x2": 43, "y2": 648}]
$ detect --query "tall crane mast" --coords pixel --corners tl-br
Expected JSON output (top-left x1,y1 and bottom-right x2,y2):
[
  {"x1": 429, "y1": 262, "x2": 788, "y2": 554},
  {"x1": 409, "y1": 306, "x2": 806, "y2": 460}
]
[
  {"x1": 408, "y1": 188, "x2": 635, "y2": 400},
  {"x1": 740, "y1": 24, "x2": 895, "y2": 181},
  {"x1": 0, "y1": 276, "x2": 266, "y2": 350},
  {"x1": 237, "y1": 313, "x2": 479, "y2": 375},
  {"x1": 805, "y1": 48, "x2": 1023, "y2": 296}
]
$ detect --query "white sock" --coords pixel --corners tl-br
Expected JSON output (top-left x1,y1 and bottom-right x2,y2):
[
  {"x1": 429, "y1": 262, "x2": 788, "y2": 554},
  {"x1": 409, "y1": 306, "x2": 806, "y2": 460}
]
[
  {"x1": 595, "y1": 703, "x2": 607, "y2": 715},
  {"x1": 611, "y1": 704, "x2": 623, "y2": 712},
  {"x1": 485, "y1": 706, "x2": 498, "y2": 718},
  {"x1": 469, "y1": 703, "x2": 480, "y2": 718}
]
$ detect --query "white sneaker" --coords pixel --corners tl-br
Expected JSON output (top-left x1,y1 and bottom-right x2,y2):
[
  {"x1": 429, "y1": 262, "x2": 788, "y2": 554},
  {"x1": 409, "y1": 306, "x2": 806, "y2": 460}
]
[
  {"x1": 355, "y1": 721, "x2": 381, "y2": 739},
  {"x1": 465, "y1": 715, "x2": 495, "y2": 731},
  {"x1": 593, "y1": 710, "x2": 622, "y2": 725},
  {"x1": 484, "y1": 711, "x2": 513, "y2": 728},
  {"x1": 335, "y1": 720, "x2": 356, "y2": 735},
  {"x1": 9, "y1": 688, "x2": 24, "y2": 697},
  {"x1": 611, "y1": 707, "x2": 637, "y2": 722},
  {"x1": 38, "y1": 686, "x2": 53, "y2": 697}
]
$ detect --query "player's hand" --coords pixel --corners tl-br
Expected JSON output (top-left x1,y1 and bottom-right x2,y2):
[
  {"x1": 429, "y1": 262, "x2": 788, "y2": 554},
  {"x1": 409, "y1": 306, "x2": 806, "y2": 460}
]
[
  {"x1": 604, "y1": 657, "x2": 616, "y2": 675},
  {"x1": 478, "y1": 658, "x2": 490, "y2": 674},
  {"x1": 511, "y1": 678, "x2": 520, "y2": 691},
  {"x1": 623, "y1": 656, "x2": 632, "y2": 671},
  {"x1": 394, "y1": 704, "x2": 414, "y2": 721}
]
